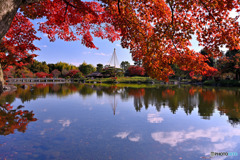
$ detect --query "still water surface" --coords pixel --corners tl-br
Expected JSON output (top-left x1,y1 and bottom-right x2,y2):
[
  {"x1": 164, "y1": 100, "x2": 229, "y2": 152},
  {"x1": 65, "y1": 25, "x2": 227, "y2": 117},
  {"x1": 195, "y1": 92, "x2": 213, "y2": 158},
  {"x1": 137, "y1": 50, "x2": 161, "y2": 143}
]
[{"x1": 0, "y1": 84, "x2": 240, "y2": 160}]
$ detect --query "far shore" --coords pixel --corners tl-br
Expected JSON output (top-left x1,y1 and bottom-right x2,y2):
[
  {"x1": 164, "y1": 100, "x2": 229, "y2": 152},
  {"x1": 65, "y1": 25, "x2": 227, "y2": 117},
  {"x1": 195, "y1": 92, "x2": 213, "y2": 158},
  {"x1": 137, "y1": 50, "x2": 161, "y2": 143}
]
[{"x1": 3, "y1": 77, "x2": 240, "y2": 92}]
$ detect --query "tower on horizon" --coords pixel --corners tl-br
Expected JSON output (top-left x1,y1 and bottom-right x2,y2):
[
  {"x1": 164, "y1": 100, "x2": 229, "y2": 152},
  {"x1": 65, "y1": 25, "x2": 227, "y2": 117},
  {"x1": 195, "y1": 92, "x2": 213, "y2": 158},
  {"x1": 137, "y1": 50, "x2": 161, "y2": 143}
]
[{"x1": 109, "y1": 48, "x2": 120, "y2": 68}]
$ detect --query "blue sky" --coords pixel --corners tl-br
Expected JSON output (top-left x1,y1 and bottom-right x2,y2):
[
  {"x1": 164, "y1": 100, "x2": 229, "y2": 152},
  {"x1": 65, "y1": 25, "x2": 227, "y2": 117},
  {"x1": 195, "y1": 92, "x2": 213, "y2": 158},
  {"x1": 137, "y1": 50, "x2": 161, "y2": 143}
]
[{"x1": 34, "y1": 31, "x2": 134, "y2": 67}]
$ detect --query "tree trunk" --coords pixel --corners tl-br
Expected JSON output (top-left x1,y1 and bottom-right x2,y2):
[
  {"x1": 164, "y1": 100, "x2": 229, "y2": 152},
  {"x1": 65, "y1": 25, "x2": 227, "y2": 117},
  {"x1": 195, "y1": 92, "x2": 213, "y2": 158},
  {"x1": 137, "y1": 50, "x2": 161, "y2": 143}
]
[
  {"x1": 0, "y1": 64, "x2": 4, "y2": 94},
  {"x1": 0, "y1": 0, "x2": 40, "y2": 41},
  {"x1": 0, "y1": 0, "x2": 21, "y2": 41}
]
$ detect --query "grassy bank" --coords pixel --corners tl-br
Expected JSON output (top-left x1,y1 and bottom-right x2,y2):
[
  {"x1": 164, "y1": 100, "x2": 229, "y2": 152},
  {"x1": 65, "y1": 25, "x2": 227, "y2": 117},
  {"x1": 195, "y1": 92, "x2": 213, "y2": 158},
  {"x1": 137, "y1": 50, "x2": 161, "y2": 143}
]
[
  {"x1": 85, "y1": 76, "x2": 156, "y2": 84},
  {"x1": 83, "y1": 76, "x2": 179, "y2": 84}
]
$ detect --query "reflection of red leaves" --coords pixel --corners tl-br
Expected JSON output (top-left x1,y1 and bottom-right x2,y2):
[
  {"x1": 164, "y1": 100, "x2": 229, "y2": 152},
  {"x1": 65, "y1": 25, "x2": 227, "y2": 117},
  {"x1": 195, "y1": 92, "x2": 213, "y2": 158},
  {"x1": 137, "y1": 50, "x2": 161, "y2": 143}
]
[
  {"x1": 162, "y1": 89, "x2": 175, "y2": 98},
  {"x1": 189, "y1": 87, "x2": 197, "y2": 96},
  {"x1": 201, "y1": 90, "x2": 216, "y2": 103},
  {"x1": 110, "y1": 86, "x2": 118, "y2": 89},
  {"x1": 69, "y1": 85, "x2": 77, "y2": 92},
  {"x1": 36, "y1": 84, "x2": 48, "y2": 88},
  {"x1": 128, "y1": 88, "x2": 145, "y2": 97},
  {"x1": 111, "y1": 77, "x2": 118, "y2": 80},
  {"x1": 0, "y1": 104, "x2": 37, "y2": 136}
]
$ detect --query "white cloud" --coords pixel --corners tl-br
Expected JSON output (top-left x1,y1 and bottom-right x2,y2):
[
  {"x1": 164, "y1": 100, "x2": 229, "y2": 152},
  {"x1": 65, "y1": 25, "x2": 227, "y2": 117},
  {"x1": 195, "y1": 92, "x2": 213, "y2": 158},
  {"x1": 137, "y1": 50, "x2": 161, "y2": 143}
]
[
  {"x1": 116, "y1": 44, "x2": 121, "y2": 47},
  {"x1": 43, "y1": 119, "x2": 53, "y2": 123},
  {"x1": 151, "y1": 127, "x2": 240, "y2": 158},
  {"x1": 41, "y1": 45, "x2": 47, "y2": 48},
  {"x1": 114, "y1": 132, "x2": 131, "y2": 139},
  {"x1": 93, "y1": 52, "x2": 108, "y2": 56},
  {"x1": 82, "y1": 51, "x2": 109, "y2": 56},
  {"x1": 59, "y1": 119, "x2": 71, "y2": 127},
  {"x1": 82, "y1": 51, "x2": 91, "y2": 55},
  {"x1": 69, "y1": 62, "x2": 80, "y2": 66},
  {"x1": 129, "y1": 135, "x2": 141, "y2": 142},
  {"x1": 43, "y1": 33, "x2": 48, "y2": 37},
  {"x1": 147, "y1": 113, "x2": 164, "y2": 123}
]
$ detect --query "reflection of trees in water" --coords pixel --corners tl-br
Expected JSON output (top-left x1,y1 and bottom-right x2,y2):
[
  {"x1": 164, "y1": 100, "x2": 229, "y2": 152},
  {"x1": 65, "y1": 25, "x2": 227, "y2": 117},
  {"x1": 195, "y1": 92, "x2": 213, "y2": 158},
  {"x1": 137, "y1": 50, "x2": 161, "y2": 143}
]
[
  {"x1": 0, "y1": 104, "x2": 37, "y2": 136},
  {"x1": 1, "y1": 84, "x2": 240, "y2": 126},
  {"x1": 0, "y1": 84, "x2": 88, "y2": 104},
  {"x1": 78, "y1": 85, "x2": 95, "y2": 97},
  {"x1": 198, "y1": 90, "x2": 215, "y2": 119},
  {"x1": 94, "y1": 86, "x2": 240, "y2": 125}
]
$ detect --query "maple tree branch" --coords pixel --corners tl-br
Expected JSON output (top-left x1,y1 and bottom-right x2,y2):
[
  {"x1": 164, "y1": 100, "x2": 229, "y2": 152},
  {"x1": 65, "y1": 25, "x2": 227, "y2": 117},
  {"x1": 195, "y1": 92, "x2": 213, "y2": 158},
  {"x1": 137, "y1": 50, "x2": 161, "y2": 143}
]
[
  {"x1": 64, "y1": 3, "x2": 69, "y2": 22},
  {"x1": 118, "y1": 0, "x2": 121, "y2": 15},
  {"x1": 63, "y1": 0, "x2": 78, "y2": 9},
  {"x1": 198, "y1": 0, "x2": 220, "y2": 26},
  {"x1": 167, "y1": 1, "x2": 180, "y2": 54}
]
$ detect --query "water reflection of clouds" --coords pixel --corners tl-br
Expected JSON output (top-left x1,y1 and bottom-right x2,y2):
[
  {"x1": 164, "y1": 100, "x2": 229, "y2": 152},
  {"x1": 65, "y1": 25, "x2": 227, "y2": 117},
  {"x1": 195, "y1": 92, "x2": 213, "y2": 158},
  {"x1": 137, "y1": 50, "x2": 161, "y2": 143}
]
[
  {"x1": 114, "y1": 132, "x2": 141, "y2": 142},
  {"x1": 151, "y1": 127, "x2": 240, "y2": 158},
  {"x1": 114, "y1": 132, "x2": 131, "y2": 139},
  {"x1": 40, "y1": 130, "x2": 46, "y2": 135},
  {"x1": 129, "y1": 135, "x2": 141, "y2": 142},
  {"x1": 152, "y1": 127, "x2": 240, "y2": 147},
  {"x1": 147, "y1": 113, "x2": 164, "y2": 123},
  {"x1": 43, "y1": 119, "x2": 53, "y2": 123},
  {"x1": 59, "y1": 119, "x2": 71, "y2": 127}
]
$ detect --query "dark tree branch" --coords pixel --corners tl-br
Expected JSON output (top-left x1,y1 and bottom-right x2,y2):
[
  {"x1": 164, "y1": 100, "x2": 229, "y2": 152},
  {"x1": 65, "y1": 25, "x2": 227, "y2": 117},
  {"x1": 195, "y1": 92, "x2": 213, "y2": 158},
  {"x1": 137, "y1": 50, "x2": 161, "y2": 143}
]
[
  {"x1": 118, "y1": 0, "x2": 121, "y2": 15},
  {"x1": 63, "y1": 0, "x2": 78, "y2": 9},
  {"x1": 63, "y1": 3, "x2": 69, "y2": 22},
  {"x1": 167, "y1": 1, "x2": 180, "y2": 53},
  {"x1": 22, "y1": 0, "x2": 40, "y2": 5}
]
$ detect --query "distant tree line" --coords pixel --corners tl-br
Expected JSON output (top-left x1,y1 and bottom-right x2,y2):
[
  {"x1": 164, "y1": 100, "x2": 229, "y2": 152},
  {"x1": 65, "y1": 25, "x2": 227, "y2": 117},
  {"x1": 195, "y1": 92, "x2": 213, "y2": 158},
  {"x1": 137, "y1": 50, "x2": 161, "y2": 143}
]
[
  {"x1": 3, "y1": 61, "x2": 96, "y2": 79},
  {"x1": 4, "y1": 48, "x2": 238, "y2": 80},
  {"x1": 3, "y1": 57, "x2": 149, "y2": 79}
]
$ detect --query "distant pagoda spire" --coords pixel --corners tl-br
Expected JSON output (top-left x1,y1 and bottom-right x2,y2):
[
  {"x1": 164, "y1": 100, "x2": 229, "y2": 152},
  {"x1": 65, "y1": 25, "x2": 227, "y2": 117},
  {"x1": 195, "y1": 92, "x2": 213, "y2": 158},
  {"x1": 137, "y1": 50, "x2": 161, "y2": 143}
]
[{"x1": 109, "y1": 48, "x2": 120, "y2": 68}]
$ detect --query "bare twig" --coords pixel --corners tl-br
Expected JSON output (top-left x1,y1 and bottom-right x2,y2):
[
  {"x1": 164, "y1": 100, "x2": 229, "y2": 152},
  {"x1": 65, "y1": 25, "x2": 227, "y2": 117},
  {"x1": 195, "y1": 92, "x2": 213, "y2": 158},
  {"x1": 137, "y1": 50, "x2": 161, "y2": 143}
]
[{"x1": 198, "y1": 0, "x2": 220, "y2": 26}]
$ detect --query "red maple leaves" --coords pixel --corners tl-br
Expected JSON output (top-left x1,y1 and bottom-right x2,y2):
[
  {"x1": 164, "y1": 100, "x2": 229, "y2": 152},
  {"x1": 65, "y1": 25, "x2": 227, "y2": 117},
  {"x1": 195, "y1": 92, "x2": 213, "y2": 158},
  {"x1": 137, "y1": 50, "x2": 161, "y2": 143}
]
[
  {"x1": 0, "y1": 13, "x2": 40, "y2": 71},
  {"x1": 128, "y1": 66, "x2": 145, "y2": 76},
  {"x1": 2, "y1": 0, "x2": 240, "y2": 81}
]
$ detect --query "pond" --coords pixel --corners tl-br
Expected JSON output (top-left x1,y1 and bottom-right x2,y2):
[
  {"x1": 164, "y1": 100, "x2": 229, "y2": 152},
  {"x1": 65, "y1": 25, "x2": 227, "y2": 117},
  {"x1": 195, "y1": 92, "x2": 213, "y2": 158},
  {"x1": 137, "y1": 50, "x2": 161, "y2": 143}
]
[{"x1": 0, "y1": 84, "x2": 239, "y2": 160}]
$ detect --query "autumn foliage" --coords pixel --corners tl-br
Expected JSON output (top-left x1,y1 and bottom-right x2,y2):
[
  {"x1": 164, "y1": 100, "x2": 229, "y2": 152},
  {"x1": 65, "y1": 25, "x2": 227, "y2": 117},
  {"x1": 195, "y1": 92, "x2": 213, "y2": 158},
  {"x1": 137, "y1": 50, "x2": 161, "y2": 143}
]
[
  {"x1": 0, "y1": 13, "x2": 40, "y2": 71},
  {"x1": 1, "y1": 0, "x2": 240, "y2": 81},
  {"x1": 0, "y1": 104, "x2": 37, "y2": 136},
  {"x1": 66, "y1": 69, "x2": 82, "y2": 78},
  {"x1": 128, "y1": 88, "x2": 145, "y2": 97},
  {"x1": 36, "y1": 72, "x2": 53, "y2": 78},
  {"x1": 128, "y1": 66, "x2": 145, "y2": 76}
]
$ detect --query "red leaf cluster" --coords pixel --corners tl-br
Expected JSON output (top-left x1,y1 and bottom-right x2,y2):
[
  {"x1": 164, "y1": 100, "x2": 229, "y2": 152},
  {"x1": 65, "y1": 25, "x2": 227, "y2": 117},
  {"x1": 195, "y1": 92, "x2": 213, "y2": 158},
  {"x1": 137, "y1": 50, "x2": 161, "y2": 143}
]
[
  {"x1": 66, "y1": 69, "x2": 80, "y2": 77},
  {"x1": 0, "y1": 13, "x2": 40, "y2": 71},
  {"x1": 36, "y1": 72, "x2": 53, "y2": 78},
  {"x1": 128, "y1": 66, "x2": 145, "y2": 76}
]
